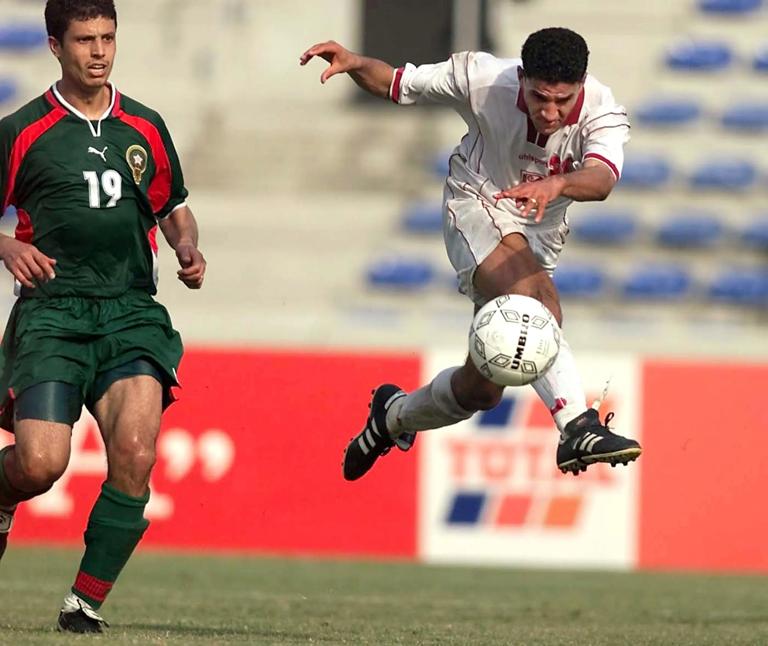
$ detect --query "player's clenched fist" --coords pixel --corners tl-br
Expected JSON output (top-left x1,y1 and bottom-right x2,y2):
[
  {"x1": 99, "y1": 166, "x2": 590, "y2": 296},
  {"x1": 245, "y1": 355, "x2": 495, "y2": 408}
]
[
  {"x1": 0, "y1": 236, "x2": 57, "y2": 288},
  {"x1": 299, "y1": 41, "x2": 361, "y2": 83},
  {"x1": 175, "y1": 243, "x2": 206, "y2": 290}
]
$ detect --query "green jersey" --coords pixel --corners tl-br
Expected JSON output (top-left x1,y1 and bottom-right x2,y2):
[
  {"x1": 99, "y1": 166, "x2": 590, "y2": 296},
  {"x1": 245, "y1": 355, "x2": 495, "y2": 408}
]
[{"x1": 0, "y1": 83, "x2": 188, "y2": 298}]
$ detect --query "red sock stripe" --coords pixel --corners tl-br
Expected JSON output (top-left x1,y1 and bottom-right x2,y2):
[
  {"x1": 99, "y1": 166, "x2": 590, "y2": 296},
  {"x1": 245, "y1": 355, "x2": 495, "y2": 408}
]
[
  {"x1": 73, "y1": 571, "x2": 113, "y2": 603},
  {"x1": 549, "y1": 398, "x2": 567, "y2": 416}
]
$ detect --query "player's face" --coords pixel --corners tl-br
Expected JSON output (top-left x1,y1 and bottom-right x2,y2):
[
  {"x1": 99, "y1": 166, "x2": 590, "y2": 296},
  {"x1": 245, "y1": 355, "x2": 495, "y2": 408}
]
[
  {"x1": 50, "y1": 17, "x2": 116, "y2": 93},
  {"x1": 521, "y1": 77, "x2": 583, "y2": 136}
]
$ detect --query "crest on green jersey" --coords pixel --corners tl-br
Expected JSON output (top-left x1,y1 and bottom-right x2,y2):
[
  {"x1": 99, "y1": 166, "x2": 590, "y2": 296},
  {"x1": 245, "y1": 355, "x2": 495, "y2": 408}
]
[{"x1": 126, "y1": 144, "x2": 148, "y2": 184}]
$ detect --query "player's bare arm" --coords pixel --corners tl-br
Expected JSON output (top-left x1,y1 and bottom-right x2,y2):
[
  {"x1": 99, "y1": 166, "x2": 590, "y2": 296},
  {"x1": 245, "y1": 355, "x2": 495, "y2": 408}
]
[
  {"x1": 158, "y1": 206, "x2": 206, "y2": 289},
  {"x1": 0, "y1": 234, "x2": 57, "y2": 288},
  {"x1": 300, "y1": 40, "x2": 394, "y2": 99},
  {"x1": 494, "y1": 160, "x2": 617, "y2": 223}
]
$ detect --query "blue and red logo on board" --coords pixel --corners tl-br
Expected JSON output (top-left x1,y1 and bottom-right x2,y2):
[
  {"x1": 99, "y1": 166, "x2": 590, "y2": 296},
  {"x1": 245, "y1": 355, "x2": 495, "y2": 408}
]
[{"x1": 443, "y1": 392, "x2": 619, "y2": 530}]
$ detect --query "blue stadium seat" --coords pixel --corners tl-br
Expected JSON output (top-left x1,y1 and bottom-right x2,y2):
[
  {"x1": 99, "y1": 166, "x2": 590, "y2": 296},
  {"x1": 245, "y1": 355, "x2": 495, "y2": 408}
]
[
  {"x1": 721, "y1": 103, "x2": 768, "y2": 130},
  {"x1": 366, "y1": 257, "x2": 435, "y2": 290},
  {"x1": 708, "y1": 268, "x2": 768, "y2": 306},
  {"x1": 570, "y1": 210, "x2": 639, "y2": 244},
  {"x1": 665, "y1": 41, "x2": 734, "y2": 71},
  {"x1": 618, "y1": 154, "x2": 673, "y2": 189},
  {"x1": 553, "y1": 264, "x2": 607, "y2": 298},
  {"x1": 741, "y1": 217, "x2": 768, "y2": 250},
  {"x1": 0, "y1": 24, "x2": 47, "y2": 51},
  {"x1": 689, "y1": 159, "x2": 758, "y2": 190},
  {"x1": 754, "y1": 46, "x2": 768, "y2": 72},
  {"x1": 401, "y1": 202, "x2": 443, "y2": 234},
  {"x1": 622, "y1": 264, "x2": 693, "y2": 300},
  {"x1": 656, "y1": 212, "x2": 725, "y2": 247},
  {"x1": 634, "y1": 98, "x2": 702, "y2": 127},
  {"x1": 432, "y1": 151, "x2": 452, "y2": 177},
  {"x1": 0, "y1": 77, "x2": 17, "y2": 104},
  {"x1": 698, "y1": 0, "x2": 763, "y2": 13}
]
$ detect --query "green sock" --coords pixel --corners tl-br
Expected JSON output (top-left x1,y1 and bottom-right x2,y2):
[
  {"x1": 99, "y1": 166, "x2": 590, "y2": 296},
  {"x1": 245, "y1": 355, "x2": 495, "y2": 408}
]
[{"x1": 72, "y1": 482, "x2": 149, "y2": 609}]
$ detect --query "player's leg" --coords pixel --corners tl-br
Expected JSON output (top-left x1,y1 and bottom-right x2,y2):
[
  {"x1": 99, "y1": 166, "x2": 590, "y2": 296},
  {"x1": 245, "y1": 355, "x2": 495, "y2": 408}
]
[
  {"x1": 342, "y1": 233, "x2": 545, "y2": 481},
  {"x1": 0, "y1": 382, "x2": 79, "y2": 559},
  {"x1": 58, "y1": 361, "x2": 163, "y2": 634},
  {"x1": 475, "y1": 231, "x2": 641, "y2": 474}
]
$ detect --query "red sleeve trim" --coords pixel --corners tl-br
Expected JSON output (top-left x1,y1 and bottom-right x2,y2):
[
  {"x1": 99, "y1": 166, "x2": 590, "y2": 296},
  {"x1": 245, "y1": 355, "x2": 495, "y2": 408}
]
[
  {"x1": 3, "y1": 107, "x2": 67, "y2": 209},
  {"x1": 583, "y1": 152, "x2": 620, "y2": 181},
  {"x1": 115, "y1": 112, "x2": 172, "y2": 214},
  {"x1": 390, "y1": 67, "x2": 404, "y2": 104}
]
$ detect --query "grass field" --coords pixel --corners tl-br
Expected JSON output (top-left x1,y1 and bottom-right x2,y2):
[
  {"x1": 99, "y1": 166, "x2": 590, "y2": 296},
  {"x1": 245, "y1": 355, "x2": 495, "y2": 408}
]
[{"x1": 1, "y1": 546, "x2": 767, "y2": 645}]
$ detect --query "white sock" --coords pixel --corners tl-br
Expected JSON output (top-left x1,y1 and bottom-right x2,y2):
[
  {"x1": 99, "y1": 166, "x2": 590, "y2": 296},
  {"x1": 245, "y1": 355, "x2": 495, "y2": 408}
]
[
  {"x1": 386, "y1": 367, "x2": 474, "y2": 435},
  {"x1": 530, "y1": 337, "x2": 587, "y2": 433}
]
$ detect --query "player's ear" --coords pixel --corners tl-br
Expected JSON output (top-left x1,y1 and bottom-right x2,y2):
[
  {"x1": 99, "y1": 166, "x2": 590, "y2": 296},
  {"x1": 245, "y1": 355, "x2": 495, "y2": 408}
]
[
  {"x1": 517, "y1": 66, "x2": 524, "y2": 82},
  {"x1": 48, "y1": 36, "x2": 62, "y2": 59}
]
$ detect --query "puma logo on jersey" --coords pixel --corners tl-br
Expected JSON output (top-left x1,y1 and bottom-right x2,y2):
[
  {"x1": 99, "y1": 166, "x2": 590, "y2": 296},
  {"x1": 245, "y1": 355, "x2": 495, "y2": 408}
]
[{"x1": 87, "y1": 146, "x2": 108, "y2": 163}]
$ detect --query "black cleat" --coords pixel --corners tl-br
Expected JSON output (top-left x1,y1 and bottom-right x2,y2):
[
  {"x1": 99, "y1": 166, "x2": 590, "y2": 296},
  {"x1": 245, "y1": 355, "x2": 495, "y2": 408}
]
[
  {"x1": 57, "y1": 595, "x2": 108, "y2": 634},
  {"x1": 343, "y1": 384, "x2": 412, "y2": 481},
  {"x1": 557, "y1": 408, "x2": 642, "y2": 476}
]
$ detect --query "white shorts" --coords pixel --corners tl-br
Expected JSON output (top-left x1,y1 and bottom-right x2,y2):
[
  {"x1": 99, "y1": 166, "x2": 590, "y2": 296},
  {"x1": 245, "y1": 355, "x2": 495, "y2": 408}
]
[{"x1": 443, "y1": 190, "x2": 570, "y2": 306}]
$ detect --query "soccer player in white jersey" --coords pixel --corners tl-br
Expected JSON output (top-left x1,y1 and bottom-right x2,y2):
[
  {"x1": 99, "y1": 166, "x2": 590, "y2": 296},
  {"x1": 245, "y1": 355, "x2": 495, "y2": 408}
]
[{"x1": 300, "y1": 27, "x2": 641, "y2": 479}]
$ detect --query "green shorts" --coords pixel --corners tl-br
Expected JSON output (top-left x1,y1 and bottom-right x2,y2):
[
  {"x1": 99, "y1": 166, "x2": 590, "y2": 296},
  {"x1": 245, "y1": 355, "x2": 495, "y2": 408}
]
[{"x1": 0, "y1": 290, "x2": 183, "y2": 431}]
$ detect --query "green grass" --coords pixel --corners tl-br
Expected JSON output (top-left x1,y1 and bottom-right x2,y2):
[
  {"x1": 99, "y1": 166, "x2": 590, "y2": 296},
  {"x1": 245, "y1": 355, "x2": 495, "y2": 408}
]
[{"x1": 1, "y1": 547, "x2": 767, "y2": 645}]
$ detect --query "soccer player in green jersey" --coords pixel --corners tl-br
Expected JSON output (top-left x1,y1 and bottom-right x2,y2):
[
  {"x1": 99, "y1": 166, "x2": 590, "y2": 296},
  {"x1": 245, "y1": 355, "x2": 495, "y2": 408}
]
[{"x1": 0, "y1": 0, "x2": 206, "y2": 633}]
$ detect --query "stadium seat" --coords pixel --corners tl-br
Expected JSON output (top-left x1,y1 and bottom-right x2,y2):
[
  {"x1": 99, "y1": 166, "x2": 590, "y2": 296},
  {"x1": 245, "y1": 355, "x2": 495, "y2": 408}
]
[
  {"x1": 0, "y1": 24, "x2": 48, "y2": 51},
  {"x1": 621, "y1": 264, "x2": 693, "y2": 300},
  {"x1": 741, "y1": 217, "x2": 768, "y2": 250},
  {"x1": 753, "y1": 46, "x2": 768, "y2": 72},
  {"x1": 698, "y1": 0, "x2": 763, "y2": 13},
  {"x1": 570, "y1": 210, "x2": 639, "y2": 244},
  {"x1": 0, "y1": 77, "x2": 17, "y2": 104},
  {"x1": 708, "y1": 267, "x2": 768, "y2": 306},
  {"x1": 401, "y1": 202, "x2": 443, "y2": 234},
  {"x1": 721, "y1": 103, "x2": 768, "y2": 130},
  {"x1": 689, "y1": 159, "x2": 758, "y2": 190},
  {"x1": 553, "y1": 264, "x2": 607, "y2": 298},
  {"x1": 634, "y1": 98, "x2": 702, "y2": 127},
  {"x1": 432, "y1": 150, "x2": 452, "y2": 177},
  {"x1": 665, "y1": 41, "x2": 734, "y2": 71},
  {"x1": 618, "y1": 154, "x2": 673, "y2": 189},
  {"x1": 365, "y1": 257, "x2": 435, "y2": 290},
  {"x1": 655, "y1": 212, "x2": 725, "y2": 248}
]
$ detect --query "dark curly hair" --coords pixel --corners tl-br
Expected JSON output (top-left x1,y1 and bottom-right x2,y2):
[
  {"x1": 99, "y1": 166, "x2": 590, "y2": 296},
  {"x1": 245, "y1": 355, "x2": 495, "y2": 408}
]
[
  {"x1": 521, "y1": 28, "x2": 589, "y2": 84},
  {"x1": 45, "y1": 0, "x2": 117, "y2": 42}
]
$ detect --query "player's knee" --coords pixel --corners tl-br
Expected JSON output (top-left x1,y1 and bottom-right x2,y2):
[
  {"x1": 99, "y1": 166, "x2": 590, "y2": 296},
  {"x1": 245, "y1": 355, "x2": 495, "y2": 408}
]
[
  {"x1": 108, "y1": 437, "x2": 156, "y2": 479},
  {"x1": 15, "y1": 450, "x2": 67, "y2": 490},
  {"x1": 462, "y1": 381, "x2": 504, "y2": 411},
  {"x1": 514, "y1": 284, "x2": 562, "y2": 327}
]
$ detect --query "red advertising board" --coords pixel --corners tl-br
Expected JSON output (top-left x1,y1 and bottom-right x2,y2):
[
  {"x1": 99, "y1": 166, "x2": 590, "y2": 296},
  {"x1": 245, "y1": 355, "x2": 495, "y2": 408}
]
[
  {"x1": 638, "y1": 360, "x2": 768, "y2": 572},
  {"x1": 6, "y1": 348, "x2": 422, "y2": 559}
]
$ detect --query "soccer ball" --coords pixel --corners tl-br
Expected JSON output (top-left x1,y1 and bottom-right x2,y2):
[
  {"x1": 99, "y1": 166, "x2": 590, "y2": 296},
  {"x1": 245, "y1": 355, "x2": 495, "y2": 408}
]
[{"x1": 468, "y1": 294, "x2": 561, "y2": 387}]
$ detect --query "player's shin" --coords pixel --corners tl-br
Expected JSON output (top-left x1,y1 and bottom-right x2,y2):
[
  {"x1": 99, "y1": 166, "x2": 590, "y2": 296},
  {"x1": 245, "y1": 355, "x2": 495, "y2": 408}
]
[
  {"x1": 386, "y1": 367, "x2": 473, "y2": 436},
  {"x1": 70, "y1": 482, "x2": 150, "y2": 609},
  {"x1": 530, "y1": 337, "x2": 587, "y2": 433}
]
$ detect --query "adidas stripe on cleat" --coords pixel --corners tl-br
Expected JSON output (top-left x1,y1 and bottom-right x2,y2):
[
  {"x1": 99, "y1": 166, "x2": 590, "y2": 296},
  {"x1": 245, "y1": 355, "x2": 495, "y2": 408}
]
[
  {"x1": 556, "y1": 408, "x2": 642, "y2": 476},
  {"x1": 342, "y1": 384, "x2": 412, "y2": 481}
]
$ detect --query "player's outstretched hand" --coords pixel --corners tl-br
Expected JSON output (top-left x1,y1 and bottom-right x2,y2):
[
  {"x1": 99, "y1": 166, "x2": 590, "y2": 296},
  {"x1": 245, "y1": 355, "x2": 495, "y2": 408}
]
[
  {"x1": 299, "y1": 41, "x2": 360, "y2": 84},
  {"x1": 175, "y1": 243, "x2": 206, "y2": 289},
  {"x1": 494, "y1": 176, "x2": 566, "y2": 223},
  {"x1": 0, "y1": 237, "x2": 56, "y2": 288}
]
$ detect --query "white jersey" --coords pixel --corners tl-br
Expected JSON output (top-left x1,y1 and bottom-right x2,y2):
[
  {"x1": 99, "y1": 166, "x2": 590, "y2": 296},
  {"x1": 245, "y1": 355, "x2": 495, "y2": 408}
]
[{"x1": 389, "y1": 52, "x2": 631, "y2": 226}]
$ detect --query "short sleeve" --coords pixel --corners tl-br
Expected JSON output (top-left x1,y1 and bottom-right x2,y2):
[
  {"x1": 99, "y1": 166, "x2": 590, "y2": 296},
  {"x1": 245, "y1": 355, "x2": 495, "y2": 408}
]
[
  {"x1": 581, "y1": 90, "x2": 631, "y2": 181},
  {"x1": 390, "y1": 52, "x2": 474, "y2": 109},
  {"x1": 154, "y1": 115, "x2": 188, "y2": 219}
]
